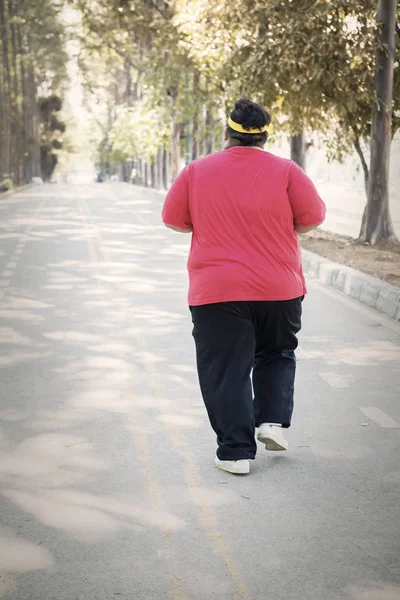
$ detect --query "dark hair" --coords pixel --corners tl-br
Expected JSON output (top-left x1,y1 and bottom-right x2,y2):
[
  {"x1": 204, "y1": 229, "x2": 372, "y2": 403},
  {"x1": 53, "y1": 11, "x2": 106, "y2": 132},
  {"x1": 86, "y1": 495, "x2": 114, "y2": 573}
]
[{"x1": 227, "y1": 98, "x2": 271, "y2": 147}]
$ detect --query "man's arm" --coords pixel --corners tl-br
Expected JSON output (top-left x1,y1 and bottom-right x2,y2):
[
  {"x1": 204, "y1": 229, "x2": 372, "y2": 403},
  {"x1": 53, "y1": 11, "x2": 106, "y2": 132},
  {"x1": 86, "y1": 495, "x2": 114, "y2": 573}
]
[
  {"x1": 162, "y1": 167, "x2": 192, "y2": 232},
  {"x1": 288, "y1": 162, "x2": 326, "y2": 232},
  {"x1": 165, "y1": 224, "x2": 193, "y2": 233}
]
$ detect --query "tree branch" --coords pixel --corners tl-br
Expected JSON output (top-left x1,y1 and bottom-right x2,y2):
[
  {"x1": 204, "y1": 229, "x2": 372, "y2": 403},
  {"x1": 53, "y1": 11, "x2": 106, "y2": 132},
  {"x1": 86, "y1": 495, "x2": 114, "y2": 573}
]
[{"x1": 352, "y1": 132, "x2": 369, "y2": 195}]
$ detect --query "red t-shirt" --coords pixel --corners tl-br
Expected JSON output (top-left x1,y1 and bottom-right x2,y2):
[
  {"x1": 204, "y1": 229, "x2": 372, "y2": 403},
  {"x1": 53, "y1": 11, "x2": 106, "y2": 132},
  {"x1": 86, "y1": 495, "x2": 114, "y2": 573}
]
[{"x1": 162, "y1": 147, "x2": 326, "y2": 306}]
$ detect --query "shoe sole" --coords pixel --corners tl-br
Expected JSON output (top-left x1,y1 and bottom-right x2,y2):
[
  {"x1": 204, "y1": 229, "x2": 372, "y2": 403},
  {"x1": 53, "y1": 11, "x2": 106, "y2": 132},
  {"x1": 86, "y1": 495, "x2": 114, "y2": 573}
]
[
  {"x1": 257, "y1": 434, "x2": 288, "y2": 451},
  {"x1": 215, "y1": 462, "x2": 250, "y2": 475}
]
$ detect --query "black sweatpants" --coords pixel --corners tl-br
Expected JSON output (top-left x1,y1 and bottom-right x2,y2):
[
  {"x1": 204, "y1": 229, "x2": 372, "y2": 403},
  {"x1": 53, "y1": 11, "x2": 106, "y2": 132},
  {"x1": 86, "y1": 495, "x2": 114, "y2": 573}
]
[{"x1": 190, "y1": 298, "x2": 302, "y2": 460}]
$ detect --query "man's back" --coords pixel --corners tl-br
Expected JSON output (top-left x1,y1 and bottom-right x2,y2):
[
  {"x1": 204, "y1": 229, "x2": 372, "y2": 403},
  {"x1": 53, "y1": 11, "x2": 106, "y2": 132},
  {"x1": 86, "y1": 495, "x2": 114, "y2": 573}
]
[{"x1": 163, "y1": 147, "x2": 325, "y2": 305}]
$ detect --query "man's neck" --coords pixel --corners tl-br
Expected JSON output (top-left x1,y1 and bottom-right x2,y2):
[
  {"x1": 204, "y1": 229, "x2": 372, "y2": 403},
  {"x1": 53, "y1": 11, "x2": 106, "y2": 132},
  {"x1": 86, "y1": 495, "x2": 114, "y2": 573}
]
[{"x1": 225, "y1": 141, "x2": 265, "y2": 151}]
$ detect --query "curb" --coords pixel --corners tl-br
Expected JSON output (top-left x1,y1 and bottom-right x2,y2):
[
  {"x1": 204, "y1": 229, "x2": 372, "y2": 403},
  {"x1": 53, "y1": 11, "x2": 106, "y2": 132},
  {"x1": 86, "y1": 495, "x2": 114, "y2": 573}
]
[{"x1": 302, "y1": 248, "x2": 400, "y2": 321}]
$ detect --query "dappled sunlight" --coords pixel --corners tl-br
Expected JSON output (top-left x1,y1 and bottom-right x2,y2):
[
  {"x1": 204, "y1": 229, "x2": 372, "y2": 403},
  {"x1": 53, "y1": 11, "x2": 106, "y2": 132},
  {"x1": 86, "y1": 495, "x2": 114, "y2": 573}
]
[
  {"x1": 43, "y1": 284, "x2": 74, "y2": 291},
  {"x1": 301, "y1": 339, "x2": 400, "y2": 366},
  {"x1": 0, "y1": 327, "x2": 33, "y2": 346},
  {"x1": 330, "y1": 340, "x2": 400, "y2": 366},
  {"x1": 28, "y1": 407, "x2": 100, "y2": 431},
  {"x1": 129, "y1": 308, "x2": 184, "y2": 325},
  {"x1": 26, "y1": 231, "x2": 59, "y2": 239},
  {"x1": 78, "y1": 287, "x2": 112, "y2": 295},
  {"x1": 135, "y1": 350, "x2": 166, "y2": 363},
  {"x1": 0, "y1": 531, "x2": 52, "y2": 597},
  {"x1": 83, "y1": 355, "x2": 133, "y2": 370},
  {"x1": 167, "y1": 374, "x2": 198, "y2": 390},
  {"x1": 51, "y1": 355, "x2": 134, "y2": 374},
  {"x1": 0, "y1": 351, "x2": 49, "y2": 368},
  {"x1": 156, "y1": 413, "x2": 201, "y2": 428},
  {"x1": 345, "y1": 583, "x2": 400, "y2": 599},
  {"x1": 47, "y1": 260, "x2": 80, "y2": 268},
  {"x1": 120, "y1": 281, "x2": 158, "y2": 292},
  {"x1": 1, "y1": 296, "x2": 53, "y2": 310},
  {"x1": 0, "y1": 532, "x2": 53, "y2": 572},
  {"x1": 2, "y1": 488, "x2": 186, "y2": 540},
  {"x1": 83, "y1": 300, "x2": 115, "y2": 307},
  {"x1": 169, "y1": 364, "x2": 196, "y2": 374},
  {"x1": 0, "y1": 301, "x2": 49, "y2": 322},
  {"x1": 48, "y1": 275, "x2": 85, "y2": 284},
  {"x1": 0, "y1": 418, "x2": 189, "y2": 542},
  {"x1": 53, "y1": 363, "x2": 135, "y2": 386},
  {"x1": 159, "y1": 245, "x2": 190, "y2": 257},
  {"x1": 310, "y1": 443, "x2": 371, "y2": 460},
  {"x1": 0, "y1": 295, "x2": 53, "y2": 323},
  {"x1": 87, "y1": 342, "x2": 133, "y2": 353},
  {"x1": 123, "y1": 325, "x2": 179, "y2": 336},
  {"x1": 69, "y1": 389, "x2": 134, "y2": 413},
  {"x1": 0, "y1": 411, "x2": 29, "y2": 423},
  {"x1": 0, "y1": 433, "x2": 105, "y2": 487},
  {"x1": 93, "y1": 274, "x2": 139, "y2": 283},
  {"x1": 181, "y1": 407, "x2": 207, "y2": 417},
  {"x1": 44, "y1": 330, "x2": 105, "y2": 343}
]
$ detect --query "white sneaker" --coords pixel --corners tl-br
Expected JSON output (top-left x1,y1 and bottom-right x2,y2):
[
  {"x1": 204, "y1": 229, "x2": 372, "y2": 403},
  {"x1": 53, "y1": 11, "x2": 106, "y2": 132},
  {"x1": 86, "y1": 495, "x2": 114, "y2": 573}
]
[
  {"x1": 215, "y1": 456, "x2": 250, "y2": 474},
  {"x1": 257, "y1": 424, "x2": 288, "y2": 451}
]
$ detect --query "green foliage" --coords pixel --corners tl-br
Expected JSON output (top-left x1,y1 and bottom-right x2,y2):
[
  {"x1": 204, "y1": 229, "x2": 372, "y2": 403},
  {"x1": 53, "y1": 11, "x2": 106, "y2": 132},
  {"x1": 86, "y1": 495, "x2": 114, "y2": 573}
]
[
  {"x1": 0, "y1": 0, "x2": 68, "y2": 185},
  {"x1": 75, "y1": 0, "x2": 399, "y2": 177},
  {"x1": 110, "y1": 99, "x2": 171, "y2": 163},
  {"x1": 0, "y1": 178, "x2": 14, "y2": 192},
  {"x1": 39, "y1": 94, "x2": 65, "y2": 180}
]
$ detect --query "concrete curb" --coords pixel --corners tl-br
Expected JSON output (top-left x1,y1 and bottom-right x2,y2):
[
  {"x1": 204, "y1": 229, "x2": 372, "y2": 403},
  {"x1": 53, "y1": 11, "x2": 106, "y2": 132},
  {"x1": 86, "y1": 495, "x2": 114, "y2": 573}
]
[{"x1": 302, "y1": 248, "x2": 400, "y2": 321}]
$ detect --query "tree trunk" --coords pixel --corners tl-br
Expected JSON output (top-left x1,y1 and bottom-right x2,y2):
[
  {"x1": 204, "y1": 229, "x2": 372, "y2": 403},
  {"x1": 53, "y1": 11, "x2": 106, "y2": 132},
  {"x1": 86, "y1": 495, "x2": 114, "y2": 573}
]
[
  {"x1": 10, "y1": 0, "x2": 22, "y2": 185},
  {"x1": 359, "y1": 0, "x2": 398, "y2": 244},
  {"x1": 171, "y1": 121, "x2": 183, "y2": 181},
  {"x1": 290, "y1": 129, "x2": 306, "y2": 170},
  {"x1": 0, "y1": 0, "x2": 12, "y2": 178},
  {"x1": 124, "y1": 57, "x2": 132, "y2": 107},
  {"x1": 162, "y1": 148, "x2": 169, "y2": 189},
  {"x1": 144, "y1": 162, "x2": 149, "y2": 187},
  {"x1": 150, "y1": 158, "x2": 156, "y2": 188},
  {"x1": 184, "y1": 119, "x2": 191, "y2": 165},
  {"x1": 205, "y1": 108, "x2": 215, "y2": 155},
  {"x1": 192, "y1": 114, "x2": 199, "y2": 160},
  {"x1": 137, "y1": 159, "x2": 143, "y2": 185},
  {"x1": 192, "y1": 73, "x2": 200, "y2": 160},
  {"x1": 353, "y1": 135, "x2": 369, "y2": 195},
  {"x1": 0, "y1": 4, "x2": 6, "y2": 179},
  {"x1": 26, "y1": 33, "x2": 40, "y2": 178},
  {"x1": 156, "y1": 147, "x2": 163, "y2": 189},
  {"x1": 18, "y1": 24, "x2": 30, "y2": 183}
]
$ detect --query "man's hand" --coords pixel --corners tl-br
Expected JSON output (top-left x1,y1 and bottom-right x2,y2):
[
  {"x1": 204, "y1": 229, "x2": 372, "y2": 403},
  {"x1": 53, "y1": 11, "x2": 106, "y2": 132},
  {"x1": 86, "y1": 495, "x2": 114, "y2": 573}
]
[{"x1": 165, "y1": 224, "x2": 193, "y2": 234}]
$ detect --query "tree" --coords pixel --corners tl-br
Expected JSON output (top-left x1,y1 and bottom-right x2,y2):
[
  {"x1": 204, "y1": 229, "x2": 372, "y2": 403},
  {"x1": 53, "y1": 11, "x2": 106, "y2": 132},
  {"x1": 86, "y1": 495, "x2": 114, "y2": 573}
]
[
  {"x1": 39, "y1": 95, "x2": 66, "y2": 181},
  {"x1": 360, "y1": 0, "x2": 398, "y2": 243},
  {"x1": 0, "y1": 0, "x2": 68, "y2": 188}
]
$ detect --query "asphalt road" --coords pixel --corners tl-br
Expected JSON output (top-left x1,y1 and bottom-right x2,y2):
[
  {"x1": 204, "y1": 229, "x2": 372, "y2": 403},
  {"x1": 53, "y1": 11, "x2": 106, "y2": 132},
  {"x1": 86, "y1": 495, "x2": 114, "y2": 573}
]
[{"x1": 0, "y1": 183, "x2": 399, "y2": 600}]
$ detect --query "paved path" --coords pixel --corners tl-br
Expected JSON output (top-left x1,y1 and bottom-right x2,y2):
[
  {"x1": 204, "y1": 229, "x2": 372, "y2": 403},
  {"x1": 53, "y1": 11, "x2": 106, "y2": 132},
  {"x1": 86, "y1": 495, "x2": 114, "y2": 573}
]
[{"x1": 0, "y1": 183, "x2": 399, "y2": 600}]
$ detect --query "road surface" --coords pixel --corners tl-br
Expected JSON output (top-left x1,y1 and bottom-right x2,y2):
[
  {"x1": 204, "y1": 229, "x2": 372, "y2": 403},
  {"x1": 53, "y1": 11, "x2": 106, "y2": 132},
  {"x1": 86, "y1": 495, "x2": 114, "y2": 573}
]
[{"x1": 0, "y1": 183, "x2": 399, "y2": 600}]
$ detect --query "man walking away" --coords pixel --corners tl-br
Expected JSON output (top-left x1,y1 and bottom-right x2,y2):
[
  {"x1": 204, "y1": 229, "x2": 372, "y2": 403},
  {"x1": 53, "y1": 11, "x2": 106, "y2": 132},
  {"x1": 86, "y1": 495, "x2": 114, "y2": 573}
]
[{"x1": 162, "y1": 98, "x2": 326, "y2": 475}]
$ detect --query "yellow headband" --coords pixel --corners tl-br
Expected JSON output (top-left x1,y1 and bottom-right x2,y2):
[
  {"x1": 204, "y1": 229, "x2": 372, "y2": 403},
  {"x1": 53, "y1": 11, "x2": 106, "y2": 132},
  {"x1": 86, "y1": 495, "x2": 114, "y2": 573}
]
[{"x1": 228, "y1": 117, "x2": 268, "y2": 134}]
